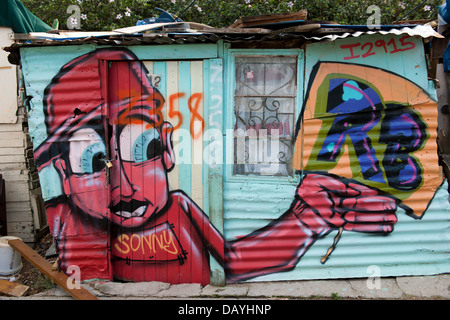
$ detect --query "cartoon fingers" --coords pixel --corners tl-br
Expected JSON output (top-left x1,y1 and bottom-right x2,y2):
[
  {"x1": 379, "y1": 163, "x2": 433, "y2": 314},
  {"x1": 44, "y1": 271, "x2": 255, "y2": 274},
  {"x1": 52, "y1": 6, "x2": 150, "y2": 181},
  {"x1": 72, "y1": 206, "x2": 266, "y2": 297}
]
[{"x1": 296, "y1": 173, "x2": 398, "y2": 234}]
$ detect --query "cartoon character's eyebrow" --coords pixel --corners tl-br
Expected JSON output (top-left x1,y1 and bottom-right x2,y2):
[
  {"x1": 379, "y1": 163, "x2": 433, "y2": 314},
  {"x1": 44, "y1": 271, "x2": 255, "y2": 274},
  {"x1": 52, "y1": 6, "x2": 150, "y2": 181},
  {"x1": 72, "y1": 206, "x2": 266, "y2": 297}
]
[
  {"x1": 120, "y1": 114, "x2": 157, "y2": 129},
  {"x1": 115, "y1": 103, "x2": 161, "y2": 127},
  {"x1": 68, "y1": 128, "x2": 103, "y2": 141}
]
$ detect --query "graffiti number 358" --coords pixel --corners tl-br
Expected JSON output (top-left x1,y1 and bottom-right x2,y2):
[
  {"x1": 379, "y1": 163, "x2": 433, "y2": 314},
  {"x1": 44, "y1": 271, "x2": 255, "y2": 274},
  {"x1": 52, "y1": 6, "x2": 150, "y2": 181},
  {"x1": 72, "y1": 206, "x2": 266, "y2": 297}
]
[{"x1": 168, "y1": 92, "x2": 204, "y2": 139}]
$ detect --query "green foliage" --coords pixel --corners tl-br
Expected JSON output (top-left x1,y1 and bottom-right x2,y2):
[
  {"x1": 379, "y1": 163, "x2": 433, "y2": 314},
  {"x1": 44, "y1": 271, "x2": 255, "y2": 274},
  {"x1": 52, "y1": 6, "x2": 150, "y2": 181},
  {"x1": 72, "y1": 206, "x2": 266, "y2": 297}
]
[
  {"x1": 21, "y1": 0, "x2": 148, "y2": 31},
  {"x1": 330, "y1": 292, "x2": 341, "y2": 300},
  {"x1": 21, "y1": 0, "x2": 443, "y2": 31}
]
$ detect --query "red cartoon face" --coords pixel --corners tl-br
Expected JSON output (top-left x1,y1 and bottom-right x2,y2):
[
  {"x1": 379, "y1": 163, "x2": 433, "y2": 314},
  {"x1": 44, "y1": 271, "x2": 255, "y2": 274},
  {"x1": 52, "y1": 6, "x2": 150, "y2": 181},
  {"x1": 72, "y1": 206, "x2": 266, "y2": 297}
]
[
  {"x1": 108, "y1": 114, "x2": 173, "y2": 228},
  {"x1": 39, "y1": 49, "x2": 175, "y2": 229},
  {"x1": 58, "y1": 127, "x2": 110, "y2": 221},
  {"x1": 55, "y1": 110, "x2": 174, "y2": 228}
]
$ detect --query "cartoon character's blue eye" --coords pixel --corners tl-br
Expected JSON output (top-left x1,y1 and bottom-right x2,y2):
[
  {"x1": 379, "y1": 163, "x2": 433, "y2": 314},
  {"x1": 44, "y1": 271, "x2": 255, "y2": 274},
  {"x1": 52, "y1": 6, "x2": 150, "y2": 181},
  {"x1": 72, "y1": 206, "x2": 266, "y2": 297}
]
[
  {"x1": 132, "y1": 128, "x2": 161, "y2": 163},
  {"x1": 69, "y1": 129, "x2": 106, "y2": 174},
  {"x1": 80, "y1": 142, "x2": 107, "y2": 173}
]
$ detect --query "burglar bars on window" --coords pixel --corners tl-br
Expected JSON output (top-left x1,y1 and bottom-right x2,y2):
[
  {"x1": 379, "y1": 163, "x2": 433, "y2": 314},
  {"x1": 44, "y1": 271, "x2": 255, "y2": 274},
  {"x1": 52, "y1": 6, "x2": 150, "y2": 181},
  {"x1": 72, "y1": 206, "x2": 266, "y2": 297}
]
[{"x1": 233, "y1": 56, "x2": 297, "y2": 176}]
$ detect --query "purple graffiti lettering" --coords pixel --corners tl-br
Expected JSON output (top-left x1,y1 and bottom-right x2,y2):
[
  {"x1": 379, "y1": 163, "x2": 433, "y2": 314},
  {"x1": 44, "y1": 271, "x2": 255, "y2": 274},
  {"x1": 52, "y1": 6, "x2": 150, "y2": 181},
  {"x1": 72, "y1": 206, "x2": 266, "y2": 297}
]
[{"x1": 379, "y1": 106, "x2": 426, "y2": 190}]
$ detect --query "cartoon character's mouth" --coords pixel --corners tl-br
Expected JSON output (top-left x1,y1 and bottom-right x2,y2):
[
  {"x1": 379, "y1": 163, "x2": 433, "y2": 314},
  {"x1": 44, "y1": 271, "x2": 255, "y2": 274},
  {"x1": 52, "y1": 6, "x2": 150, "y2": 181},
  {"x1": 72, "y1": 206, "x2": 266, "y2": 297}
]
[{"x1": 111, "y1": 199, "x2": 148, "y2": 219}]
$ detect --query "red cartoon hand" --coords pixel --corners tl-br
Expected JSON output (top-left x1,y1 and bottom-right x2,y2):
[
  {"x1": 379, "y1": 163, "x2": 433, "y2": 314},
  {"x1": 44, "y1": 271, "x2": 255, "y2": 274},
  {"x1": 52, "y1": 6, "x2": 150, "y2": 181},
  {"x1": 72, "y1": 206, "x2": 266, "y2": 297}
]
[{"x1": 293, "y1": 173, "x2": 398, "y2": 236}]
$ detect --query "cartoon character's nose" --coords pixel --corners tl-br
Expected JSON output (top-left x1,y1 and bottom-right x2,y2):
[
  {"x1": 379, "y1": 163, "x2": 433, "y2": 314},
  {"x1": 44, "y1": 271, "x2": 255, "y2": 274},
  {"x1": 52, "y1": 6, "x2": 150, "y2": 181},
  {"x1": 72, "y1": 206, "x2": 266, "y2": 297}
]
[{"x1": 110, "y1": 162, "x2": 134, "y2": 200}]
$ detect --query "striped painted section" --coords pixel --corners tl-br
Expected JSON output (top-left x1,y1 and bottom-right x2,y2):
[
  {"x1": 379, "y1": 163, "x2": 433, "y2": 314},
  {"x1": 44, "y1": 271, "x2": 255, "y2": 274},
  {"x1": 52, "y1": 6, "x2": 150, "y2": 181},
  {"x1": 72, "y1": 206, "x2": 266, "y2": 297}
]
[{"x1": 143, "y1": 60, "x2": 205, "y2": 208}]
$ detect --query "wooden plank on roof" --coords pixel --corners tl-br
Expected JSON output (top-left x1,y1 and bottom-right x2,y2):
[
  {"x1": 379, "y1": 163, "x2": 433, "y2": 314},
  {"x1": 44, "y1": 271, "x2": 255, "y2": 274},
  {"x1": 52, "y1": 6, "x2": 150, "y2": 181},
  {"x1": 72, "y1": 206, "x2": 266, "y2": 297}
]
[
  {"x1": 206, "y1": 27, "x2": 271, "y2": 34},
  {"x1": 187, "y1": 22, "x2": 215, "y2": 30},
  {"x1": 8, "y1": 238, "x2": 98, "y2": 300},
  {"x1": 311, "y1": 27, "x2": 356, "y2": 34},
  {"x1": 275, "y1": 23, "x2": 321, "y2": 33},
  {"x1": 114, "y1": 22, "x2": 184, "y2": 34},
  {"x1": 230, "y1": 10, "x2": 308, "y2": 28}
]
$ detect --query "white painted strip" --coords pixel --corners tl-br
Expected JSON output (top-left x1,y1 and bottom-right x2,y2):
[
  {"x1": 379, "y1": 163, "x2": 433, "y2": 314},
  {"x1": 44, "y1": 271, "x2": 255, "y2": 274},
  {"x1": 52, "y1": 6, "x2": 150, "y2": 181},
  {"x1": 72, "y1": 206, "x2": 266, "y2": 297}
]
[
  {"x1": 166, "y1": 61, "x2": 180, "y2": 191},
  {"x1": 190, "y1": 60, "x2": 204, "y2": 208}
]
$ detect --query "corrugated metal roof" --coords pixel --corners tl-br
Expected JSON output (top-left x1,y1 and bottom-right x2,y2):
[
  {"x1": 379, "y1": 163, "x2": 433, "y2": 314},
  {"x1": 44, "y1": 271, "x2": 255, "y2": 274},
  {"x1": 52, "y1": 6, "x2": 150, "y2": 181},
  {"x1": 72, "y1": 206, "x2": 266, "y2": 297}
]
[
  {"x1": 303, "y1": 24, "x2": 443, "y2": 41},
  {"x1": 7, "y1": 23, "x2": 442, "y2": 48}
]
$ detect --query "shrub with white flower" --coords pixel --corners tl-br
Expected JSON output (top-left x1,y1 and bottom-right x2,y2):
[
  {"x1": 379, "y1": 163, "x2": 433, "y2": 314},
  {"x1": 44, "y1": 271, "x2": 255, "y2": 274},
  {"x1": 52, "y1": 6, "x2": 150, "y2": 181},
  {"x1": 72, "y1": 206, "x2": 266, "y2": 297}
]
[
  {"x1": 194, "y1": 4, "x2": 203, "y2": 12},
  {"x1": 21, "y1": 0, "x2": 443, "y2": 31}
]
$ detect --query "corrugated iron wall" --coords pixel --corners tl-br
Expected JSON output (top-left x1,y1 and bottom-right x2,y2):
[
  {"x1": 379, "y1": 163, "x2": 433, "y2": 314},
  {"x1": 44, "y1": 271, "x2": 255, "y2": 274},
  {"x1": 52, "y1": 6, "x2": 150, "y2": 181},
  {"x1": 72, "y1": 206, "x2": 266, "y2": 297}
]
[
  {"x1": 223, "y1": 35, "x2": 449, "y2": 282},
  {"x1": 20, "y1": 45, "x2": 224, "y2": 283},
  {"x1": 19, "y1": 37, "x2": 450, "y2": 285}
]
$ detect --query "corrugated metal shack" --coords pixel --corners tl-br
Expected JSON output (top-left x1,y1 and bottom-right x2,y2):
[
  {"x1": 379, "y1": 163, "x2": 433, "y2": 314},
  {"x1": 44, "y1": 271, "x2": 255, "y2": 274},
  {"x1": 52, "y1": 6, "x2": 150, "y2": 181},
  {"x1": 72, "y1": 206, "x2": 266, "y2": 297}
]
[{"x1": 5, "y1": 12, "x2": 450, "y2": 286}]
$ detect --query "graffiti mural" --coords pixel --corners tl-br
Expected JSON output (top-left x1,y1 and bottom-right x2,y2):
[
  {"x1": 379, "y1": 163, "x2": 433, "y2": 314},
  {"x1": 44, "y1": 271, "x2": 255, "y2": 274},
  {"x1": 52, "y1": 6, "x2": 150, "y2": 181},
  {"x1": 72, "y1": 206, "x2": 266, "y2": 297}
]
[
  {"x1": 33, "y1": 48, "x2": 224, "y2": 284},
  {"x1": 295, "y1": 62, "x2": 442, "y2": 218},
  {"x1": 30, "y1": 46, "x2": 444, "y2": 285}
]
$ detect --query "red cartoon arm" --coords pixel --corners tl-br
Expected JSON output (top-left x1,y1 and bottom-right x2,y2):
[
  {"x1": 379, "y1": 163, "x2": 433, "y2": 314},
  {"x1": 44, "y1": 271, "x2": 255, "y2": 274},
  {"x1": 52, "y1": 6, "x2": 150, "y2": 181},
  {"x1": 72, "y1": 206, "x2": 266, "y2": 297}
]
[
  {"x1": 296, "y1": 173, "x2": 398, "y2": 234},
  {"x1": 181, "y1": 192, "x2": 225, "y2": 265},
  {"x1": 225, "y1": 173, "x2": 398, "y2": 282},
  {"x1": 225, "y1": 207, "x2": 316, "y2": 282}
]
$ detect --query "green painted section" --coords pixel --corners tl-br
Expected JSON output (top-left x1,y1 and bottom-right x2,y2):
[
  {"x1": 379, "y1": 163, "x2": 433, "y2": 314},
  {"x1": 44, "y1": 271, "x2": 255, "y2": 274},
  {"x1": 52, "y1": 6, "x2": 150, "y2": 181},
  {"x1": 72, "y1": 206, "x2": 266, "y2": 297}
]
[
  {"x1": 129, "y1": 44, "x2": 218, "y2": 61},
  {"x1": 203, "y1": 58, "x2": 225, "y2": 286}
]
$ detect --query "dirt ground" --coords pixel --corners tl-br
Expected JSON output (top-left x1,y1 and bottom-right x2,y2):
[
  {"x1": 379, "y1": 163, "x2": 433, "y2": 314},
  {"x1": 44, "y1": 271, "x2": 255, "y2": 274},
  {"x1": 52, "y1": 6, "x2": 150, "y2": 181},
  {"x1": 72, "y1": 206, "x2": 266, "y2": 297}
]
[{"x1": 11, "y1": 231, "x2": 57, "y2": 296}]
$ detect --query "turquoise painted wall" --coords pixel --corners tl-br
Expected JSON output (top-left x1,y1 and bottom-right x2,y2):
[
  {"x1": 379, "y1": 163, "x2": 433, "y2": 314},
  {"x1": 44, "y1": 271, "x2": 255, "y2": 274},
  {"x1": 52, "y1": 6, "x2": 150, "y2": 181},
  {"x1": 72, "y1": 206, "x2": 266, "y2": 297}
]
[{"x1": 19, "y1": 36, "x2": 450, "y2": 284}]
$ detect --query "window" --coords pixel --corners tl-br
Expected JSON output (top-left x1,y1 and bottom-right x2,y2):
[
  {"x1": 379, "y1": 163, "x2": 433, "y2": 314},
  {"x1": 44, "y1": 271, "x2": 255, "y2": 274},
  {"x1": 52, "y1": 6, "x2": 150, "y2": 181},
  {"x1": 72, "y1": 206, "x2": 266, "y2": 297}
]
[{"x1": 233, "y1": 55, "x2": 297, "y2": 176}]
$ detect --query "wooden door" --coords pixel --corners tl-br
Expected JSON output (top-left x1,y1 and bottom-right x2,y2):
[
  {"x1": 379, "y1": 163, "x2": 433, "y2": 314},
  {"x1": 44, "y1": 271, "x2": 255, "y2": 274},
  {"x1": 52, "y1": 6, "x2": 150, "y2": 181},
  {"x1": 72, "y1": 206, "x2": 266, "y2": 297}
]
[{"x1": 107, "y1": 59, "x2": 224, "y2": 285}]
